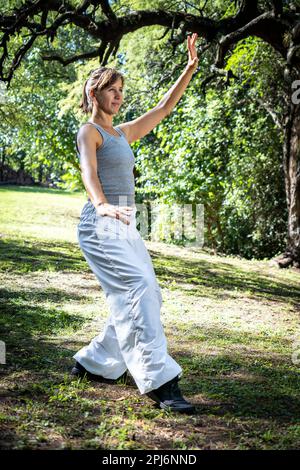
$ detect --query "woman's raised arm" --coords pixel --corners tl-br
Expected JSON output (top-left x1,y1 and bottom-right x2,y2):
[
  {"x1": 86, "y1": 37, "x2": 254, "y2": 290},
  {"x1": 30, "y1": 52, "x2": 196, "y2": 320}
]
[{"x1": 117, "y1": 33, "x2": 199, "y2": 144}]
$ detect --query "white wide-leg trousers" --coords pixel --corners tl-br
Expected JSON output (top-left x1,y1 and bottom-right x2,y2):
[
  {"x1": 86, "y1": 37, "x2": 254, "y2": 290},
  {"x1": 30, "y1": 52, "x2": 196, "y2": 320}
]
[{"x1": 73, "y1": 204, "x2": 182, "y2": 394}]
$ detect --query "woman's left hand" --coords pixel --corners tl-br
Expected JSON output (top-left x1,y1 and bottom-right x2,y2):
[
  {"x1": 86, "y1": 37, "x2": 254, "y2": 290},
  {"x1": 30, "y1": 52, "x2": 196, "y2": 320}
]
[{"x1": 187, "y1": 32, "x2": 199, "y2": 71}]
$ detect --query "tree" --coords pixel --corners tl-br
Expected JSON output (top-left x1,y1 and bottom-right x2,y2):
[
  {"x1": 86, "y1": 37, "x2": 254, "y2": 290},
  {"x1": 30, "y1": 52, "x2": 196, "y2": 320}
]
[{"x1": 0, "y1": 0, "x2": 299, "y2": 266}]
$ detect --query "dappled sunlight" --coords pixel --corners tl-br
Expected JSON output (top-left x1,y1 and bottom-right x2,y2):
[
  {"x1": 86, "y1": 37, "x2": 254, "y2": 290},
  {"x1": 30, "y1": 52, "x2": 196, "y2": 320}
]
[{"x1": 1, "y1": 188, "x2": 299, "y2": 450}]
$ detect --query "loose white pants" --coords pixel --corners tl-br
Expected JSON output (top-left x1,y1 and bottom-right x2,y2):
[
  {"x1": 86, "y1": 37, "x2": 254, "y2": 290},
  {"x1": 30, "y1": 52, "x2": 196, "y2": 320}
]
[{"x1": 73, "y1": 203, "x2": 182, "y2": 394}]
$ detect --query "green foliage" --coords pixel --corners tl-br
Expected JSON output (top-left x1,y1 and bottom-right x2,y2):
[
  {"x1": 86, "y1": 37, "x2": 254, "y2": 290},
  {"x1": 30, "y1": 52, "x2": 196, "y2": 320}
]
[
  {"x1": 128, "y1": 23, "x2": 287, "y2": 259},
  {"x1": 0, "y1": 0, "x2": 289, "y2": 258}
]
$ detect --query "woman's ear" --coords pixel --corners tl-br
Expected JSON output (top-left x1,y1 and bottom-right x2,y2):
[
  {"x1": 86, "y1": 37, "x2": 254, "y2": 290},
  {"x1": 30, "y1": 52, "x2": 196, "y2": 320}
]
[{"x1": 89, "y1": 89, "x2": 98, "y2": 108}]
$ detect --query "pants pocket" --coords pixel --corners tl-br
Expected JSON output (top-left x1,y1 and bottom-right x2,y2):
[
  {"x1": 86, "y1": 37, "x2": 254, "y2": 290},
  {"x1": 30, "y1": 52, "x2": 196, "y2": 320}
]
[{"x1": 94, "y1": 214, "x2": 119, "y2": 239}]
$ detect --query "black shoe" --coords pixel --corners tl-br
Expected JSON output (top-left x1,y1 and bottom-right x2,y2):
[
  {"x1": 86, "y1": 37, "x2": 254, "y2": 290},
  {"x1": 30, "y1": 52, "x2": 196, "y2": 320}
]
[
  {"x1": 146, "y1": 376, "x2": 196, "y2": 414},
  {"x1": 71, "y1": 361, "x2": 125, "y2": 384}
]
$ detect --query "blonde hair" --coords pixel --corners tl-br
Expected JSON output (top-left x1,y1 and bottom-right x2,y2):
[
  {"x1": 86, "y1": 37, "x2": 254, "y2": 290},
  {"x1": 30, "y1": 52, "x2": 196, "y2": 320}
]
[{"x1": 79, "y1": 67, "x2": 125, "y2": 114}]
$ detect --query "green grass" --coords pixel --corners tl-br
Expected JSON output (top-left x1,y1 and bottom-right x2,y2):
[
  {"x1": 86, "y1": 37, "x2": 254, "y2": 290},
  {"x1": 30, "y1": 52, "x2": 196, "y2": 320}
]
[{"x1": 0, "y1": 184, "x2": 300, "y2": 450}]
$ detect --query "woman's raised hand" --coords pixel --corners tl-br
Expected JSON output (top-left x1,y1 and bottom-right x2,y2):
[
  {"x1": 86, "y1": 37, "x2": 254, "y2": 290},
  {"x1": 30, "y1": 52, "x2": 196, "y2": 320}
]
[
  {"x1": 187, "y1": 32, "x2": 199, "y2": 71},
  {"x1": 96, "y1": 202, "x2": 133, "y2": 225}
]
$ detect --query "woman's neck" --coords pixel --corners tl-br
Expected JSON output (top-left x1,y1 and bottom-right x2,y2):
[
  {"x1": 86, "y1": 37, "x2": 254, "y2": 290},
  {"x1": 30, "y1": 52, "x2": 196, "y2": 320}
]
[{"x1": 90, "y1": 111, "x2": 114, "y2": 129}]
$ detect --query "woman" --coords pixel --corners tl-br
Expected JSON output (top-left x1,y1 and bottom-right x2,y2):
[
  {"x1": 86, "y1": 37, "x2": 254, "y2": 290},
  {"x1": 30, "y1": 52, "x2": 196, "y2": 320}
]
[{"x1": 71, "y1": 33, "x2": 199, "y2": 413}]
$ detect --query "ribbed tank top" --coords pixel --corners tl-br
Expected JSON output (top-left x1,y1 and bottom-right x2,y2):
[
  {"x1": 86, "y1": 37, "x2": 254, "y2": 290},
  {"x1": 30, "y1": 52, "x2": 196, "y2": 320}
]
[{"x1": 76, "y1": 121, "x2": 135, "y2": 207}]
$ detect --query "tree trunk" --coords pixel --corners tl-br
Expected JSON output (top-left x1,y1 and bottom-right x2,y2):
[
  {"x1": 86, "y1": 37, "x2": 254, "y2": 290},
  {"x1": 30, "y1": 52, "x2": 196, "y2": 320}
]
[
  {"x1": 286, "y1": 100, "x2": 300, "y2": 267},
  {"x1": 274, "y1": 99, "x2": 300, "y2": 268},
  {"x1": 38, "y1": 165, "x2": 43, "y2": 184}
]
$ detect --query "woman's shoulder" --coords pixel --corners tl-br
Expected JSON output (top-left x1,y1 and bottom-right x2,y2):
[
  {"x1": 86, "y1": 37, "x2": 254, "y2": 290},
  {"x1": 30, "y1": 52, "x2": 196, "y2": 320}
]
[
  {"x1": 78, "y1": 121, "x2": 101, "y2": 136},
  {"x1": 76, "y1": 122, "x2": 104, "y2": 152}
]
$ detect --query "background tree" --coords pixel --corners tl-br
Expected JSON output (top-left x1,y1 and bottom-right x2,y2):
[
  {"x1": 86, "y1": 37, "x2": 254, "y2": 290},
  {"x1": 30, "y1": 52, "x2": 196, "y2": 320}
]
[{"x1": 0, "y1": 0, "x2": 299, "y2": 265}]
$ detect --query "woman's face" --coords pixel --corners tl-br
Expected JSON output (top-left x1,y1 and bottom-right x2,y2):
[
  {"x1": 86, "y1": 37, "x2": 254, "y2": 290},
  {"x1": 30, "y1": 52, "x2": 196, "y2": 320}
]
[{"x1": 93, "y1": 77, "x2": 123, "y2": 115}]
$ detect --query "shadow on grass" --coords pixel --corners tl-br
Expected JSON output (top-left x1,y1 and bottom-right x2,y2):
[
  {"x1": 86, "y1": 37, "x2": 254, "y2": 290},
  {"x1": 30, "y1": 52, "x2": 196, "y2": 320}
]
[
  {"x1": 0, "y1": 238, "x2": 87, "y2": 274},
  {"x1": 1, "y1": 313, "x2": 299, "y2": 448},
  {"x1": 0, "y1": 284, "x2": 88, "y2": 385},
  {"x1": 0, "y1": 336, "x2": 97, "y2": 450},
  {"x1": 169, "y1": 326, "x2": 300, "y2": 423},
  {"x1": 167, "y1": 322, "x2": 290, "y2": 349},
  {"x1": 0, "y1": 286, "x2": 88, "y2": 338},
  {"x1": 0, "y1": 295, "x2": 136, "y2": 451},
  {"x1": 2, "y1": 238, "x2": 299, "y2": 306},
  {"x1": 0, "y1": 275, "x2": 106, "y2": 449},
  {"x1": 0, "y1": 283, "x2": 90, "y2": 449},
  {"x1": 0, "y1": 229, "x2": 299, "y2": 448},
  {"x1": 150, "y1": 252, "x2": 300, "y2": 303}
]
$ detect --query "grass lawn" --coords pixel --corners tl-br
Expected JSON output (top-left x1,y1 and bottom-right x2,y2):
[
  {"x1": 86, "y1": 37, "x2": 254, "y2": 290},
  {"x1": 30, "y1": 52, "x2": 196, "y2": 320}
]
[{"x1": 0, "y1": 184, "x2": 299, "y2": 450}]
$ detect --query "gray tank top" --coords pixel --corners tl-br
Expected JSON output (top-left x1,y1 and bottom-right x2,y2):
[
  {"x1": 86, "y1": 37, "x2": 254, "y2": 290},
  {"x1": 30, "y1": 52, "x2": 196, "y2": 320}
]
[{"x1": 76, "y1": 121, "x2": 135, "y2": 207}]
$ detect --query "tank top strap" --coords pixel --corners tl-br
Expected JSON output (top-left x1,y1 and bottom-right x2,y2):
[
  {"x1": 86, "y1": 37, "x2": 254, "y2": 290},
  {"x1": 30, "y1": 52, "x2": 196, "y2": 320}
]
[
  {"x1": 86, "y1": 121, "x2": 124, "y2": 138},
  {"x1": 85, "y1": 122, "x2": 110, "y2": 144},
  {"x1": 75, "y1": 122, "x2": 109, "y2": 156},
  {"x1": 75, "y1": 122, "x2": 125, "y2": 159},
  {"x1": 114, "y1": 126, "x2": 125, "y2": 137}
]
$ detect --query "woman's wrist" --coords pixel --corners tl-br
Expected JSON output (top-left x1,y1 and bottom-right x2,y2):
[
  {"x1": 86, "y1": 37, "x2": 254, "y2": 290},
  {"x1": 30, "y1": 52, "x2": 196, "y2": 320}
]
[
  {"x1": 185, "y1": 62, "x2": 198, "y2": 73},
  {"x1": 95, "y1": 200, "x2": 107, "y2": 208},
  {"x1": 95, "y1": 200, "x2": 108, "y2": 213}
]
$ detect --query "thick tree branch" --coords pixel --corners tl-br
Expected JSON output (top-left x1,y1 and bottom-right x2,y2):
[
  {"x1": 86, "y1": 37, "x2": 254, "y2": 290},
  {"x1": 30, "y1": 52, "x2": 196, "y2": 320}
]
[
  {"x1": 99, "y1": 0, "x2": 118, "y2": 23},
  {"x1": 42, "y1": 46, "x2": 104, "y2": 65},
  {"x1": 216, "y1": 11, "x2": 288, "y2": 68},
  {"x1": 0, "y1": 0, "x2": 299, "y2": 87}
]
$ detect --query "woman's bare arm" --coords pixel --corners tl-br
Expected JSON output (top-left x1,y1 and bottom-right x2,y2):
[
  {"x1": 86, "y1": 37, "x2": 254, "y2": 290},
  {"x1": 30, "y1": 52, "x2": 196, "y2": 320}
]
[
  {"x1": 77, "y1": 124, "x2": 107, "y2": 208},
  {"x1": 117, "y1": 33, "x2": 199, "y2": 144}
]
